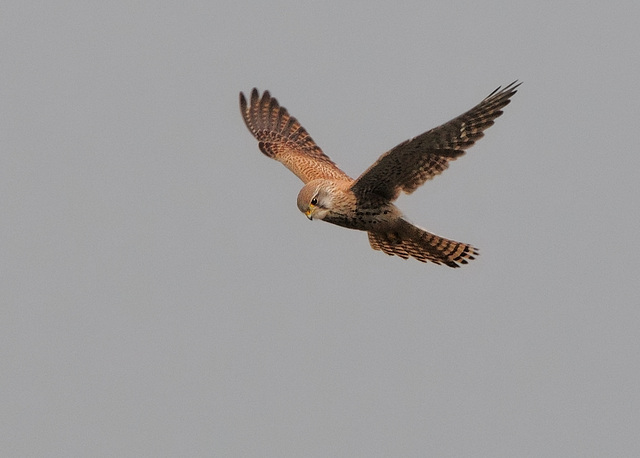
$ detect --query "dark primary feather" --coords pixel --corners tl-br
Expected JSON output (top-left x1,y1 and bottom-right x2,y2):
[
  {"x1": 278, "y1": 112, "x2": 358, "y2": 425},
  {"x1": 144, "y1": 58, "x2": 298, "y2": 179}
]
[{"x1": 350, "y1": 81, "x2": 521, "y2": 201}]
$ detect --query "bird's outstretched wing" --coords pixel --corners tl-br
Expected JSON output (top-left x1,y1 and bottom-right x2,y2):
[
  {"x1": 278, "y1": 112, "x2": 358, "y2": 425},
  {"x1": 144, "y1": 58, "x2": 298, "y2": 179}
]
[
  {"x1": 350, "y1": 81, "x2": 520, "y2": 201},
  {"x1": 240, "y1": 89, "x2": 351, "y2": 183}
]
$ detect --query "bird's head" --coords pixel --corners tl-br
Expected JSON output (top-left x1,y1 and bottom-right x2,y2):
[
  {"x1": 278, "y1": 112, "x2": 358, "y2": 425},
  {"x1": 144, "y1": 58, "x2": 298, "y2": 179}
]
[{"x1": 297, "y1": 180, "x2": 332, "y2": 221}]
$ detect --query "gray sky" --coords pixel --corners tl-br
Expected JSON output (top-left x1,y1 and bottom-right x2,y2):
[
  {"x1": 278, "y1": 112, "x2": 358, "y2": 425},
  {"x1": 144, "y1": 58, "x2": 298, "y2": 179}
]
[{"x1": 2, "y1": 1, "x2": 639, "y2": 456}]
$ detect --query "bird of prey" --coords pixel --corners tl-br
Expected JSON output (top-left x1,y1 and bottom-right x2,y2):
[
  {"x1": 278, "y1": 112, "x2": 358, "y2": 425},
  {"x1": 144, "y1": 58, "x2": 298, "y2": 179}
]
[{"x1": 240, "y1": 82, "x2": 520, "y2": 267}]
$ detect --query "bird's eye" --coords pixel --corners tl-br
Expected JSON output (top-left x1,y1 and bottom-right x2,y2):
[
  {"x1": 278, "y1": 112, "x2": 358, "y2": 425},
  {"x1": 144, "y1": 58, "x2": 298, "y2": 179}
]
[{"x1": 311, "y1": 198, "x2": 318, "y2": 205}]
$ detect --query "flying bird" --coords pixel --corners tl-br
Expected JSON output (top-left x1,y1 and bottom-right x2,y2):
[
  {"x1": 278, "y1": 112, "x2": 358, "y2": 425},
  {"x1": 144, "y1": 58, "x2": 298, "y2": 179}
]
[{"x1": 240, "y1": 82, "x2": 520, "y2": 267}]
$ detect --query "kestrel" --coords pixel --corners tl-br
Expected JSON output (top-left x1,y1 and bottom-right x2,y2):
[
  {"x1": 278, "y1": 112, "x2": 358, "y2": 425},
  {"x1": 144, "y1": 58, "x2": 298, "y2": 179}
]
[{"x1": 240, "y1": 82, "x2": 520, "y2": 267}]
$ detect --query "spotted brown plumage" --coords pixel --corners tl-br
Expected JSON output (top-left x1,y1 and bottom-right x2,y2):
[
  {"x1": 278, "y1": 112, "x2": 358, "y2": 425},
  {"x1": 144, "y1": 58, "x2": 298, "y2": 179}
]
[
  {"x1": 239, "y1": 89, "x2": 351, "y2": 183},
  {"x1": 240, "y1": 83, "x2": 520, "y2": 267},
  {"x1": 350, "y1": 82, "x2": 520, "y2": 201}
]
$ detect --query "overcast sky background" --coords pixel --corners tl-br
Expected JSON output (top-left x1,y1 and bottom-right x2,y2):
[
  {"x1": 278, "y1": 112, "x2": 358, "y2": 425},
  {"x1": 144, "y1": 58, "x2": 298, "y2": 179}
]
[{"x1": 2, "y1": 1, "x2": 639, "y2": 456}]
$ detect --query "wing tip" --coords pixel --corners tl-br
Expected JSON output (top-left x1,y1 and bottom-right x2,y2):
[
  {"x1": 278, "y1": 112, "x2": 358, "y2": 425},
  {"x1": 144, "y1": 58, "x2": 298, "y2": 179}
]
[
  {"x1": 488, "y1": 80, "x2": 522, "y2": 98},
  {"x1": 239, "y1": 91, "x2": 247, "y2": 111}
]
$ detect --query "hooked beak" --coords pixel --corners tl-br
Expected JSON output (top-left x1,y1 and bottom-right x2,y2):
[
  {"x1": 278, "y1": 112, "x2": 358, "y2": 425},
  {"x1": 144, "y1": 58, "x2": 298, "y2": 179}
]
[{"x1": 304, "y1": 209, "x2": 313, "y2": 220}]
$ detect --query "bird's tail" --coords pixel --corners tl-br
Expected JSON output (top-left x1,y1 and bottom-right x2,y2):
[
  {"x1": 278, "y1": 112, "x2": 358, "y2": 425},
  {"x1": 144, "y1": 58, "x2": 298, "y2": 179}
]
[{"x1": 367, "y1": 219, "x2": 478, "y2": 268}]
